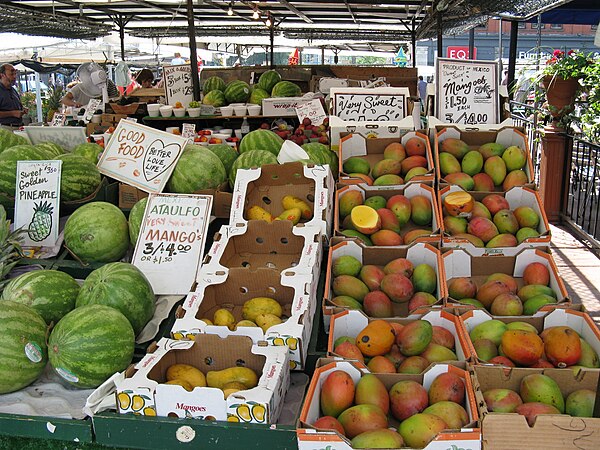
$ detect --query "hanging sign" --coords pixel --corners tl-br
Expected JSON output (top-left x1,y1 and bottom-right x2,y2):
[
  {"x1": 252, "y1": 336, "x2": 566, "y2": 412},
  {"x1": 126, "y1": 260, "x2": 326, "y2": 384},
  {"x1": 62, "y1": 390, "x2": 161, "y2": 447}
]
[
  {"x1": 82, "y1": 99, "x2": 103, "y2": 124},
  {"x1": 295, "y1": 99, "x2": 326, "y2": 126},
  {"x1": 24, "y1": 126, "x2": 87, "y2": 151},
  {"x1": 132, "y1": 193, "x2": 212, "y2": 295},
  {"x1": 181, "y1": 123, "x2": 196, "y2": 139},
  {"x1": 97, "y1": 120, "x2": 188, "y2": 194},
  {"x1": 330, "y1": 87, "x2": 409, "y2": 121},
  {"x1": 49, "y1": 113, "x2": 66, "y2": 127},
  {"x1": 436, "y1": 58, "x2": 499, "y2": 125},
  {"x1": 14, "y1": 160, "x2": 61, "y2": 247},
  {"x1": 163, "y1": 64, "x2": 194, "y2": 107}
]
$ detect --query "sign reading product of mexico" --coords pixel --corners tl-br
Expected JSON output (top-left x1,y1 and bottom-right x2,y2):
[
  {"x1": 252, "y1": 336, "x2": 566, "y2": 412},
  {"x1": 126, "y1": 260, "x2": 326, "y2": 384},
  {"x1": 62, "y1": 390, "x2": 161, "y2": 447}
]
[{"x1": 97, "y1": 120, "x2": 188, "y2": 194}]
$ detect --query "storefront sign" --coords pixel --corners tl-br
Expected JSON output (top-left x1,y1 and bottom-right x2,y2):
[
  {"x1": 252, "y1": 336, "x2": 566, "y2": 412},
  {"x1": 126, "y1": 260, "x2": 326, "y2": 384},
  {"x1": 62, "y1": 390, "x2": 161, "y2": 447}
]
[
  {"x1": 447, "y1": 46, "x2": 477, "y2": 60},
  {"x1": 97, "y1": 120, "x2": 188, "y2": 193},
  {"x1": 330, "y1": 87, "x2": 409, "y2": 121},
  {"x1": 295, "y1": 99, "x2": 327, "y2": 126},
  {"x1": 24, "y1": 126, "x2": 87, "y2": 151},
  {"x1": 163, "y1": 64, "x2": 194, "y2": 107},
  {"x1": 132, "y1": 193, "x2": 212, "y2": 295},
  {"x1": 14, "y1": 160, "x2": 61, "y2": 247}
]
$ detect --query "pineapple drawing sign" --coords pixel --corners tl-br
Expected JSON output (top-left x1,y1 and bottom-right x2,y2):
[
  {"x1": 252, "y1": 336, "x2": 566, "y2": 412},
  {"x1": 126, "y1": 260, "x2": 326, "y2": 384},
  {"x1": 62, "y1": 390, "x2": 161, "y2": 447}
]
[{"x1": 14, "y1": 160, "x2": 61, "y2": 248}]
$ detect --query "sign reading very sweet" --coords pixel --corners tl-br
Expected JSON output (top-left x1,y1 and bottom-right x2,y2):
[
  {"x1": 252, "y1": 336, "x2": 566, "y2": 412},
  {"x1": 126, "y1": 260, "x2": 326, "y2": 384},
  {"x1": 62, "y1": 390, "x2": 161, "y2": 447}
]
[
  {"x1": 330, "y1": 87, "x2": 409, "y2": 121},
  {"x1": 436, "y1": 58, "x2": 499, "y2": 125},
  {"x1": 14, "y1": 160, "x2": 61, "y2": 247},
  {"x1": 97, "y1": 120, "x2": 188, "y2": 193},
  {"x1": 132, "y1": 193, "x2": 212, "y2": 295}
]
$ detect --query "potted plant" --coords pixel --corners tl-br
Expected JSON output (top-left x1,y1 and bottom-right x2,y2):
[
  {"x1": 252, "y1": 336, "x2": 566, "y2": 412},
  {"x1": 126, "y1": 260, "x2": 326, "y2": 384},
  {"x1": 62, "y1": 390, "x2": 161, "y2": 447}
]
[{"x1": 188, "y1": 101, "x2": 201, "y2": 117}]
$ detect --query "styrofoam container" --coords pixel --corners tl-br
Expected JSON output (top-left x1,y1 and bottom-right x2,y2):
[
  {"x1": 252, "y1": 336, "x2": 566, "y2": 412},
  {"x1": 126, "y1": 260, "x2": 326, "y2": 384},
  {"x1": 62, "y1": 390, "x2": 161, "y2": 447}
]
[
  {"x1": 147, "y1": 104, "x2": 161, "y2": 117},
  {"x1": 233, "y1": 105, "x2": 247, "y2": 116},
  {"x1": 159, "y1": 106, "x2": 173, "y2": 117},
  {"x1": 212, "y1": 133, "x2": 230, "y2": 141},
  {"x1": 220, "y1": 105, "x2": 233, "y2": 116},
  {"x1": 247, "y1": 104, "x2": 261, "y2": 116},
  {"x1": 219, "y1": 128, "x2": 233, "y2": 136},
  {"x1": 173, "y1": 107, "x2": 186, "y2": 118}
]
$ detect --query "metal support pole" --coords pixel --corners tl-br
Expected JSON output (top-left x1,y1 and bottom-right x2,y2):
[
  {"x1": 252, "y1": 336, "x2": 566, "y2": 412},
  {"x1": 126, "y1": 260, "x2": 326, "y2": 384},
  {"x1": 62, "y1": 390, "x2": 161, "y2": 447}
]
[
  {"x1": 35, "y1": 73, "x2": 42, "y2": 123},
  {"x1": 498, "y1": 18, "x2": 503, "y2": 82},
  {"x1": 119, "y1": 25, "x2": 125, "y2": 61},
  {"x1": 468, "y1": 28, "x2": 475, "y2": 59},
  {"x1": 269, "y1": 25, "x2": 275, "y2": 68},
  {"x1": 411, "y1": 18, "x2": 417, "y2": 68},
  {"x1": 507, "y1": 20, "x2": 519, "y2": 101},
  {"x1": 437, "y1": 13, "x2": 443, "y2": 59},
  {"x1": 321, "y1": 47, "x2": 325, "y2": 65},
  {"x1": 186, "y1": 0, "x2": 201, "y2": 101}
]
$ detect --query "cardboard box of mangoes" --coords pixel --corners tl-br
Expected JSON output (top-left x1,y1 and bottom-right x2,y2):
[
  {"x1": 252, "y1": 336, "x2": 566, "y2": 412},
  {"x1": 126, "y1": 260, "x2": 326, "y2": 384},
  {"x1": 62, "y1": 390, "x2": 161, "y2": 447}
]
[
  {"x1": 171, "y1": 267, "x2": 314, "y2": 371},
  {"x1": 114, "y1": 334, "x2": 289, "y2": 423},
  {"x1": 296, "y1": 360, "x2": 481, "y2": 450},
  {"x1": 229, "y1": 162, "x2": 334, "y2": 238}
]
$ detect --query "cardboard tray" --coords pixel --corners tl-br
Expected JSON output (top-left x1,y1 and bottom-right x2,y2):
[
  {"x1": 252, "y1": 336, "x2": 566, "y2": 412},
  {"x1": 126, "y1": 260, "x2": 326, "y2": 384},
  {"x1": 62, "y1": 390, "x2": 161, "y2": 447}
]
[{"x1": 328, "y1": 115, "x2": 416, "y2": 152}]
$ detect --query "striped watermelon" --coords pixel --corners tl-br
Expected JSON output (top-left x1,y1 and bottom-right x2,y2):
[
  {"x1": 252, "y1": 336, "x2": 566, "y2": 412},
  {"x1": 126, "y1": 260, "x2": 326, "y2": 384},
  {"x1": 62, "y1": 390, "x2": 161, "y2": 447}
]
[
  {"x1": 206, "y1": 143, "x2": 238, "y2": 174},
  {"x1": 64, "y1": 202, "x2": 130, "y2": 263},
  {"x1": 0, "y1": 145, "x2": 54, "y2": 197},
  {"x1": 48, "y1": 304, "x2": 134, "y2": 388},
  {"x1": 76, "y1": 262, "x2": 155, "y2": 336},
  {"x1": 271, "y1": 81, "x2": 302, "y2": 97},
  {"x1": 224, "y1": 80, "x2": 251, "y2": 103},
  {"x1": 1, "y1": 270, "x2": 79, "y2": 325},
  {"x1": 72, "y1": 143, "x2": 102, "y2": 164},
  {"x1": 257, "y1": 70, "x2": 282, "y2": 93},
  {"x1": 128, "y1": 196, "x2": 148, "y2": 246},
  {"x1": 35, "y1": 142, "x2": 65, "y2": 157},
  {"x1": 0, "y1": 128, "x2": 28, "y2": 153},
  {"x1": 229, "y1": 150, "x2": 278, "y2": 188},
  {"x1": 167, "y1": 145, "x2": 227, "y2": 193},
  {"x1": 249, "y1": 88, "x2": 270, "y2": 105},
  {"x1": 57, "y1": 154, "x2": 102, "y2": 202},
  {"x1": 302, "y1": 142, "x2": 338, "y2": 174},
  {"x1": 238, "y1": 129, "x2": 284, "y2": 156},
  {"x1": 202, "y1": 90, "x2": 227, "y2": 107},
  {"x1": 0, "y1": 301, "x2": 48, "y2": 393},
  {"x1": 202, "y1": 76, "x2": 226, "y2": 94}
]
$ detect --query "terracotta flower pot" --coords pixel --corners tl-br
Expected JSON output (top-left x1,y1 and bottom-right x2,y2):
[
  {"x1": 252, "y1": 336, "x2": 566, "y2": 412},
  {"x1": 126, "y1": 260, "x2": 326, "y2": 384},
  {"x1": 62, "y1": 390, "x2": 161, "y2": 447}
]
[{"x1": 541, "y1": 75, "x2": 580, "y2": 119}]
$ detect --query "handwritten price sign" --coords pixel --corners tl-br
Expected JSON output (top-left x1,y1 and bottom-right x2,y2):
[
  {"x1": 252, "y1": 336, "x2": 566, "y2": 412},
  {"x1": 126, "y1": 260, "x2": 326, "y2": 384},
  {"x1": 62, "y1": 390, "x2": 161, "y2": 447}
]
[
  {"x1": 97, "y1": 120, "x2": 188, "y2": 193},
  {"x1": 436, "y1": 58, "x2": 499, "y2": 125},
  {"x1": 132, "y1": 193, "x2": 212, "y2": 294},
  {"x1": 295, "y1": 99, "x2": 327, "y2": 126},
  {"x1": 163, "y1": 64, "x2": 194, "y2": 107},
  {"x1": 331, "y1": 87, "x2": 409, "y2": 121}
]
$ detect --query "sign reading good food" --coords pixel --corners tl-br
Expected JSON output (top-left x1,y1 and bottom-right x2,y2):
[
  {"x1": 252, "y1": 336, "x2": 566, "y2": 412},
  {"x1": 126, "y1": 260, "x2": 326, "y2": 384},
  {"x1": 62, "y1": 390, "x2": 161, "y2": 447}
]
[
  {"x1": 330, "y1": 87, "x2": 409, "y2": 121},
  {"x1": 132, "y1": 193, "x2": 212, "y2": 295},
  {"x1": 14, "y1": 160, "x2": 61, "y2": 247},
  {"x1": 295, "y1": 99, "x2": 327, "y2": 126},
  {"x1": 436, "y1": 58, "x2": 499, "y2": 125},
  {"x1": 97, "y1": 120, "x2": 188, "y2": 193},
  {"x1": 163, "y1": 64, "x2": 194, "y2": 107}
]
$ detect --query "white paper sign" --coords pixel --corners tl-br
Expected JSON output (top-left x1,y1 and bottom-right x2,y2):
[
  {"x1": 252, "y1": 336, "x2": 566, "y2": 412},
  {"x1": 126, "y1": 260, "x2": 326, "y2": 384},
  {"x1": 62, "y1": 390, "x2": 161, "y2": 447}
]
[
  {"x1": 163, "y1": 64, "x2": 194, "y2": 107},
  {"x1": 295, "y1": 99, "x2": 327, "y2": 126},
  {"x1": 331, "y1": 87, "x2": 409, "y2": 121},
  {"x1": 132, "y1": 193, "x2": 212, "y2": 295},
  {"x1": 14, "y1": 160, "x2": 61, "y2": 247},
  {"x1": 83, "y1": 99, "x2": 102, "y2": 124},
  {"x1": 97, "y1": 120, "x2": 188, "y2": 194},
  {"x1": 24, "y1": 126, "x2": 87, "y2": 151},
  {"x1": 50, "y1": 113, "x2": 66, "y2": 127},
  {"x1": 436, "y1": 58, "x2": 499, "y2": 125},
  {"x1": 181, "y1": 123, "x2": 196, "y2": 139}
]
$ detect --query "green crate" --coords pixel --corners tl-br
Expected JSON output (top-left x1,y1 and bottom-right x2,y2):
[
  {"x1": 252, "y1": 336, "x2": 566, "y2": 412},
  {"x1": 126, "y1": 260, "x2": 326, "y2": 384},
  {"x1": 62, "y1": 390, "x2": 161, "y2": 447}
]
[{"x1": 0, "y1": 413, "x2": 93, "y2": 443}]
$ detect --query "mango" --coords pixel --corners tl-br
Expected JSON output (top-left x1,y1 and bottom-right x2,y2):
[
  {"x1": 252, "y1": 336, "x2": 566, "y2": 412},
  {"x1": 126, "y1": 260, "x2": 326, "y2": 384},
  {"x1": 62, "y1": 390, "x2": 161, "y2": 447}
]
[
  {"x1": 523, "y1": 262, "x2": 550, "y2": 286},
  {"x1": 343, "y1": 157, "x2": 370, "y2": 175},
  {"x1": 531, "y1": 359, "x2": 555, "y2": 368},
  {"x1": 396, "y1": 319, "x2": 433, "y2": 356},
  {"x1": 523, "y1": 295, "x2": 557, "y2": 315},
  {"x1": 544, "y1": 326, "x2": 581, "y2": 367},
  {"x1": 363, "y1": 291, "x2": 393, "y2": 318},
  {"x1": 517, "y1": 284, "x2": 557, "y2": 302},
  {"x1": 341, "y1": 230, "x2": 373, "y2": 246},
  {"x1": 235, "y1": 320, "x2": 258, "y2": 329},
  {"x1": 473, "y1": 338, "x2": 498, "y2": 361},
  {"x1": 371, "y1": 229, "x2": 403, "y2": 246},
  {"x1": 441, "y1": 137, "x2": 470, "y2": 159},
  {"x1": 516, "y1": 402, "x2": 561, "y2": 426},
  {"x1": 502, "y1": 145, "x2": 527, "y2": 171},
  {"x1": 405, "y1": 166, "x2": 429, "y2": 182},
  {"x1": 351, "y1": 205, "x2": 381, "y2": 235},
  {"x1": 421, "y1": 343, "x2": 458, "y2": 363},
  {"x1": 373, "y1": 174, "x2": 404, "y2": 186},
  {"x1": 566, "y1": 389, "x2": 595, "y2": 418},
  {"x1": 506, "y1": 321, "x2": 538, "y2": 334},
  {"x1": 207, "y1": 367, "x2": 258, "y2": 390},
  {"x1": 503, "y1": 169, "x2": 528, "y2": 191},
  {"x1": 520, "y1": 373, "x2": 565, "y2": 413},
  {"x1": 443, "y1": 191, "x2": 474, "y2": 217},
  {"x1": 380, "y1": 273, "x2": 414, "y2": 303},
  {"x1": 578, "y1": 338, "x2": 600, "y2": 368},
  {"x1": 408, "y1": 292, "x2": 438, "y2": 311},
  {"x1": 482, "y1": 194, "x2": 510, "y2": 215},
  {"x1": 491, "y1": 293, "x2": 523, "y2": 315},
  {"x1": 364, "y1": 195, "x2": 387, "y2": 210},
  {"x1": 429, "y1": 372, "x2": 465, "y2": 404},
  {"x1": 404, "y1": 229, "x2": 432, "y2": 244},
  {"x1": 478, "y1": 142, "x2": 505, "y2": 159},
  {"x1": 461, "y1": 150, "x2": 484, "y2": 176},
  {"x1": 165, "y1": 379, "x2": 193, "y2": 391},
  {"x1": 320, "y1": 370, "x2": 355, "y2": 418},
  {"x1": 444, "y1": 216, "x2": 468, "y2": 235},
  {"x1": 331, "y1": 296, "x2": 363, "y2": 310},
  {"x1": 333, "y1": 275, "x2": 369, "y2": 302},
  {"x1": 247, "y1": 205, "x2": 273, "y2": 222},
  {"x1": 383, "y1": 142, "x2": 407, "y2": 161},
  {"x1": 424, "y1": 401, "x2": 469, "y2": 429},
  {"x1": 334, "y1": 336, "x2": 355, "y2": 348},
  {"x1": 486, "y1": 233, "x2": 518, "y2": 248},
  {"x1": 349, "y1": 173, "x2": 374, "y2": 185},
  {"x1": 383, "y1": 257, "x2": 414, "y2": 277},
  {"x1": 332, "y1": 255, "x2": 362, "y2": 277},
  {"x1": 354, "y1": 374, "x2": 390, "y2": 414},
  {"x1": 385, "y1": 344, "x2": 407, "y2": 369},
  {"x1": 398, "y1": 413, "x2": 447, "y2": 449},
  {"x1": 502, "y1": 330, "x2": 543, "y2": 366},
  {"x1": 484, "y1": 155, "x2": 507, "y2": 186},
  {"x1": 476, "y1": 280, "x2": 512, "y2": 309},
  {"x1": 514, "y1": 206, "x2": 540, "y2": 229},
  {"x1": 467, "y1": 217, "x2": 499, "y2": 243},
  {"x1": 312, "y1": 416, "x2": 345, "y2": 435},
  {"x1": 166, "y1": 364, "x2": 207, "y2": 388},
  {"x1": 389, "y1": 380, "x2": 428, "y2": 421},
  {"x1": 372, "y1": 159, "x2": 402, "y2": 179},
  {"x1": 342, "y1": 214, "x2": 355, "y2": 231},
  {"x1": 398, "y1": 355, "x2": 430, "y2": 374},
  {"x1": 484, "y1": 388, "x2": 523, "y2": 412},
  {"x1": 453, "y1": 233, "x2": 485, "y2": 247},
  {"x1": 374, "y1": 209, "x2": 399, "y2": 234},
  {"x1": 242, "y1": 297, "x2": 282, "y2": 321},
  {"x1": 431, "y1": 326, "x2": 454, "y2": 349},
  {"x1": 275, "y1": 207, "x2": 301, "y2": 225},
  {"x1": 356, "y1": 320, "x2": 396, "y2": 357},
  {"x1": 338, "y1": 404, "x2": 388, "y2": 438},
  {"x1": 282, "y1": 195, "x2": 312, "y2": 220},
  {"x1": 439, "y1": 152, "x2": 461, "y2": 176},
  {"x1": 401, "y1": 155, "x2": 428, "y2": 175},
  {"x1": 471, "y1": 201, "x2": 492, "y2": 220},
  {"x1": 367, "y1": 355, "x2": 397, "y2": 373},
  {"x1": 472, "y1": 173, "x2": 495, "y2": 191},
  {"x1": 255, "y1": 313, "x2": 282, "y2": 332},
  {"x1": 358, "y1": 265, "x2": 384, "y2": 291},
  {"x1": 351, "y1": 429, "x2": 404, "y2": 449},
  {"x1": 448, "y1": 277, "x2": 477, "y2": 300},
  {"x1": 410, "y1": 195, "x2": 433, "y2": 226},
  {"x1": 486, "y1": 273, "x2": 518, "y2": 293},
  {"x1": 469, "y1": 320, "x2": 508, "y2": 346},
  {"x1": 493, "y1": 209, "x2": 519, "y2": 234},
  {"x1": 406, "y1": 137, "x2": 427, "y2": 156},
  {"x1": 335, "y1": 341, "x2": 365, "y2": 363},
  {"x1": 458, "y1": 298, "x2": 485, "y2": 308},
  {"x1": 445, "y1": 172, "x2": 475, "y2": 191},
  {"x1": 339, "y1": 190, "x2": 364, "y2": 218},
  {"x1": 386, "y1": 195, "x2": 411, "y2": 227},
  {"x1": 412, "y1": 263, "x2": 437, "y2": 294},
  {"x1": 214, "y1": 308, "x2": 236, "y2": 329}
]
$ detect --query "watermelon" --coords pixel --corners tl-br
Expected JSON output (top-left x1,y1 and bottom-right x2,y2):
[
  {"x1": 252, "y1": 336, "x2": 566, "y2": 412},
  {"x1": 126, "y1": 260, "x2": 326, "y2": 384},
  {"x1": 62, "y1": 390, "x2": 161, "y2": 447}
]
[
  {"x1": 76, "y1": 262, "x2": 155, "y2": 336},
  {"x1": 202, "y1": 90, "x2": 227, "y2": 107},
  {"x1": 0, "y1": 301, "x2": 48, "y2": 393},
  {"x1": 0, "y1": 128, "x2": 28, "y2": 153},
  {"x1": 238, "y1": 129, "x2": 284, "y2": 156},
  {"x1": 224, "y1": 80, "x2": 251, "y2": 103},
  {"x1": 0, "y1": 145, "x2": 54, "y2": 197},
  {"x1": 35, "y1": 142, "x2": 65, "y2": 157},
  {"x1": 72, "y1": 142, "x2": 102, "y2": 164},
  {"x1": 206, "y1": 143, "x2": 238, "y2": 174},
  {"x1": 302, "y1": 142, "x2": 338, "y2": 174},
  {"x1": 64, "y1": 201, "x2": 129, "y2": 263},
  {"x1": 48, "y1": 304, "x2": 134, "y2": 388},
  {"x1": 1, "y1": 270, "x2": 80, "y2": 325},
  {"x1": 271, "y1": 81, "x2": 302, "y2": 97},
  {"x1": 57, "y1": 154, "x2": 102, "y2": 202},
  {"x1": 229, "y1": 150, "x2": 278, "y2": 188},
  {"x1": 257, "y1": 70, "x2": 282, "y2": 93},
  {"x1": 128, "y1": 196, "x2": 148, "y2": 245},
  {"x1": 167, "y1": 145, "x2": 227, "y2": 193},
  {"x1": 248, "y1": 87, "x2": 270, "y2": 105},
  {"x1": 202, "y1": 76, "x2": 226, "y2": 94}
]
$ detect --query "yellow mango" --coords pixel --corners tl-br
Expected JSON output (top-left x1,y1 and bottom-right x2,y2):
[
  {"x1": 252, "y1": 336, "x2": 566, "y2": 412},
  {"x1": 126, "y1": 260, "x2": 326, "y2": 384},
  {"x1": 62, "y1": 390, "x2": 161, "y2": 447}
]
[
  {"x1": 236, "y1": 320, "x2": 258, "y2": 329},
  {"x1": 255, "y1": 313, "x2": 282, "y2": 333},
  {"x1": 222, "y1": 381, "x2": 247, "y2": 398},
  {"x1": 166, "y1": 364, "x2": 207, "y2": 388},
  {"x1": 282, "y1": 195, "x2": 312, "y2": 220},
  {"x1": 164, "y1": 379, "x2": 193, "y2": 391},
  {"x1": 200, "y1": 318, "x2": 213, "y2": 325},
  {"x1": 275, "y1": 207, "x2": 302, "y2": 225},
  {"x1": 242, "y1": 297, "x2": 282, "y2": 321},
  {"x1": 223, "y1": 388, "x2": 242, "y2": 399},
  {"x1": 206, "y1": 367, "x2": 258, "y2": 389},
  {"x1": 213, "y1": 308, "x2": 236, "y2": 329},
  {"x1": 247, "y1": 205, "x2": 273, "y2": 222}
]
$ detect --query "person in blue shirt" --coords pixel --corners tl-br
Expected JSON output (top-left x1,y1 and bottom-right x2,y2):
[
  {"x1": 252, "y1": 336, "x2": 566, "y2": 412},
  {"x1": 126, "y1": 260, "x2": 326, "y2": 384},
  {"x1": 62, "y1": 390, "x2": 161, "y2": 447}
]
[{"x1": 0, "y1": 64, "x2": 27, "y2": 128}]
